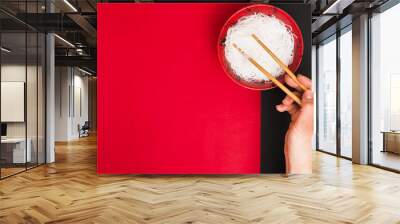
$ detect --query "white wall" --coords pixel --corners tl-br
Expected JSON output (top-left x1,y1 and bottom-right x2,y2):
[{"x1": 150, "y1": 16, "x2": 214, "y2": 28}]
[
  {"x1": 1, "y1": 64, "x2": 40, "y2": 137},
  {"x1": 78, "y1": 72, "x2": 90, "y2": 137},
  {"x1": 55, "y1": 66, "x2": 70, "y2": 141},
  {"x1": 55, "y1": 67, "x2": 89, "y2": 141},
  {"x1": 1, "y1": 82, "x2": 25, "y2": 122},
  {"x1": 1, "y1": 65, "x2": 27, "y2": 140}
]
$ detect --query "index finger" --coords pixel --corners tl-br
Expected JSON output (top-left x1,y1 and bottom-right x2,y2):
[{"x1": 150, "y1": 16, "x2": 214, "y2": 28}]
[
  {"x1": 284, "y1": 74, "x2": 312, "y2": 91},
  {"x1": 297, "y1": 75, "x2": 312, "y2": 90}
]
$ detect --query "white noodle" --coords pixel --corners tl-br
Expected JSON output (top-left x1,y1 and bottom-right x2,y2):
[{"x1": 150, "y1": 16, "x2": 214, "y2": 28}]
[{"x1": 224, "y1": 13, "x2": 295, "y2": 83}]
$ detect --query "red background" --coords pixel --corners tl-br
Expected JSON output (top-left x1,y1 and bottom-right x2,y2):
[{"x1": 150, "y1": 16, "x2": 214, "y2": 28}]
[{"x1": 97, "y1": 3, "x2": 261, "y2": 174}]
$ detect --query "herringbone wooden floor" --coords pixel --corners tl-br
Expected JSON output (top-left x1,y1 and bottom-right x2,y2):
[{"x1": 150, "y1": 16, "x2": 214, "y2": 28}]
[{"x1": 1, "y1": 135, "x2": 400, "y2": 224}]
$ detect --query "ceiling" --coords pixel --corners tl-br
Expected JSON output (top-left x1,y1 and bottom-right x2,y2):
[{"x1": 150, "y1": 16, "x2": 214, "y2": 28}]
[
  {"x1": 0, "y1": 0, "x2": 394, "y2": 74},
  {"x1": 1, "y1": 0, "x2": 97, "y2": 73}
]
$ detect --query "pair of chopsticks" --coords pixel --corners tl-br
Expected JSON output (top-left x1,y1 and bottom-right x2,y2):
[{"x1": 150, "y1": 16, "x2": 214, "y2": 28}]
[{"x1": 233, "y1": 34, "x2": 307, "y2": 105}]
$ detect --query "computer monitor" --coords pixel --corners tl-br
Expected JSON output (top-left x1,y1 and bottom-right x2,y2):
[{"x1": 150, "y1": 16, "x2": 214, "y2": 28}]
[{"x1": 1, "y1": 123, "x2": 7, "y2": 137}]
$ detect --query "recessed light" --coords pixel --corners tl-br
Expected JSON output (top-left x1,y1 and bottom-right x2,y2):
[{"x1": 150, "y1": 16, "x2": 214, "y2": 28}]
[
  {"x1": 78, "y1": 67, "x2": 93, "y2": 76},
  {"x1": 54, "y1": 34, "x2": 75, "y2": 48},
  {"x1": 322, "y1": 0, "x2": 354, "y2": 15},
  {"x1": 1, "y1": 47, "x2": 11, "y2": 53},
  {"x1": 63, "y1": 0, "x2": 78, "y2": 12}
]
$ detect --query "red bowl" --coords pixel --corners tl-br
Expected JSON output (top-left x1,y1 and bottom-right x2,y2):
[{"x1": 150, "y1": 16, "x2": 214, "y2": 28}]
[{"x1": 218, "y1": 4, "x2": 304, "y2": 91}]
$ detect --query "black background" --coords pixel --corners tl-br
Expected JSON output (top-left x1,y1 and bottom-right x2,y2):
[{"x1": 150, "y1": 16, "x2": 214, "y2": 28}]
[{"x1": 260, "y1": 3, "x2": 311, "y2": 173}]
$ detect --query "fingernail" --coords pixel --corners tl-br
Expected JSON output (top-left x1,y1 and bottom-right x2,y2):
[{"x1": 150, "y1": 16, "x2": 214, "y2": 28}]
[
  {"x1": 304, "y1": 91, "x2": 313, "y2": 100},
  {"x1": 283, "y1": 98, "x2": 290, "y2": 104}
]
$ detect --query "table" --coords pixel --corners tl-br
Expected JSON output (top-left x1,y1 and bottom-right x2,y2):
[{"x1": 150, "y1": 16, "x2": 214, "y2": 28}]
[
  {"x1": 1, "y1": 138, "x2": 32, "y2": 164},
  {"x1": 98, "y1": 3, "x2": 311, "y2": 174},
  {"x1": 381, "y1": 131, "x2": 400, "y2": 154}
]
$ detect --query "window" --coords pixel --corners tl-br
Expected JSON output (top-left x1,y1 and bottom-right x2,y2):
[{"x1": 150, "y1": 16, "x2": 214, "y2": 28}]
[
  {"x1": 312, "y1": 45, "x2": 317, "y2": 150},
  {"x1": 389, "y1": 75, "x2": 400, "y2": 130},
  {"x1": 339, "y1": 28, "x2": 352, "y2": 158},
  {"x1": 317, "y1": 36, "x2": 337, "y2": 154},
  {"x1": 370, "y1": 3, "x2": 400, "y2": 171}
]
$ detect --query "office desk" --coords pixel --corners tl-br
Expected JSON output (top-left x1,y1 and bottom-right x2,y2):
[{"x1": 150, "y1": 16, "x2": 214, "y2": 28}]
[
  {"x1": 1, "y1": 138, "x2": 32, "y2": 164},
  {"x1": 382, "y1": 131, "x2": 400, "y2": 154}
]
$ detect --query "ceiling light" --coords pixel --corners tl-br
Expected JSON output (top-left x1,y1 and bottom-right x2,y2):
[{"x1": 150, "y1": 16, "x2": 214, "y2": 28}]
[
  {"x1": 322, "y1": 0, "x2": 354, "y2": 15},
  {"x1": 1, "y1": 47, "x2": 11, "y2": 53},
  {"x1": 78, "y1": 67, "x2": 93, "y2": 76},
  {"x1": 323, "y1": 0, "x2": 341, "y2": 14},
  {"x1": 63, "y1": 0, "x2": 78, "y2": 12},
  {"x1": 54, "y1": 34, "x2": 75, "y2": 48}
]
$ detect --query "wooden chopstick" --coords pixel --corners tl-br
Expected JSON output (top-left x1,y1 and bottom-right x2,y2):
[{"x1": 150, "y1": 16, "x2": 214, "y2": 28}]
[
  {"x1": 232, "y1": 43, "x2": 301, "y2": 105},
  {"x1": 251, "y1": 34, "x2": 307, "y2": 91}
]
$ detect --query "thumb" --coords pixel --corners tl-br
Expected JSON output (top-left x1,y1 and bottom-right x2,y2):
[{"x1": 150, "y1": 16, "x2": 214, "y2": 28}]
[{"x1": 294, "y1": 90, "x2": 314, "y2": 135}]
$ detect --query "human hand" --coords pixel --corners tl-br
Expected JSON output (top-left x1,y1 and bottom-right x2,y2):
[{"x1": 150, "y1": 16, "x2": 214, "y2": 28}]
[{"x1": 276, "y1": 74, "x2": 314, "y2": 174}]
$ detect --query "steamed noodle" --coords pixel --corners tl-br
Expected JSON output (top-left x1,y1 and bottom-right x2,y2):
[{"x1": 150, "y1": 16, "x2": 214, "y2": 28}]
[{"x1": 224, "y1": 13, "x2": 295, "y2": 83}]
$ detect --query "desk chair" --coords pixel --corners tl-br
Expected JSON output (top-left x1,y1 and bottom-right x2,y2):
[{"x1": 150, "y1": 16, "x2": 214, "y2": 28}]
[{"x1": 79, "y1": 121, "x2": 90, "y2": 138}]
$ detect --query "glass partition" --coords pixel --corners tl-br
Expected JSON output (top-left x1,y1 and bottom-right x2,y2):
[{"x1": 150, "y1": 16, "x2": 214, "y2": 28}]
[
  {"x1": 26, "y1": 0, "x2": 45, "y2": 169},
  {"x1": 1, "y1": 31, "x2": 28, "y2": 177},
  {"x1": 27, "y1": 31, "x2": 38, "y2": 169},
  {"x1": 0, "y1": 1, "x2": 46, "y2": 179},
  {"x1": 38, "y1": 32, "x2": 46, "y2": 165}
]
